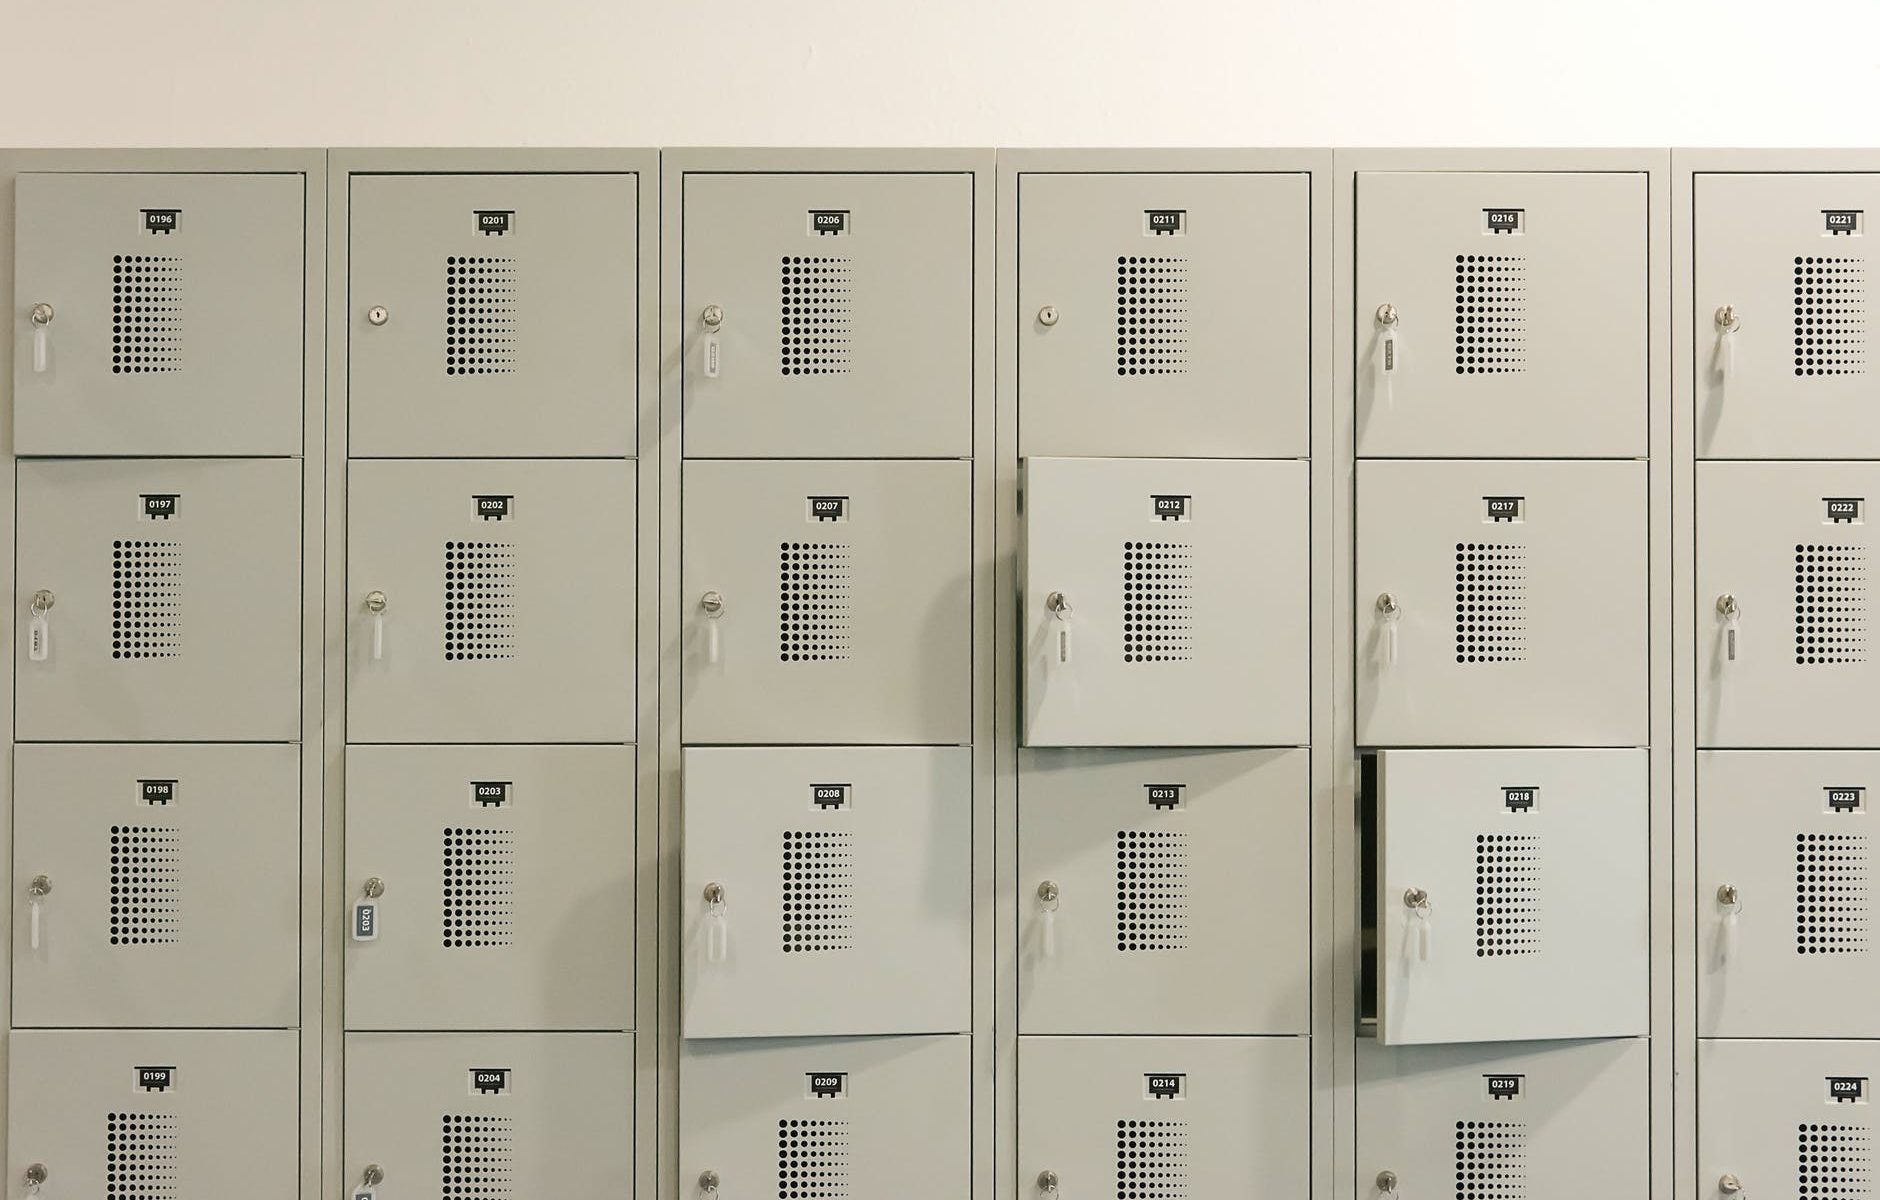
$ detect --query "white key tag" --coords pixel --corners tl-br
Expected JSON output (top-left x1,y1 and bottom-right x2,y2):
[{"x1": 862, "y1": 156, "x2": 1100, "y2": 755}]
[
  {"x1": 1718, "y1": 594, "x2": 1741, "y2": 663},
  {"x1": 1046, "y1": 592, "x2": 1073, "y2": 665},
  {"x1": 1375, "y1": 304, "x2": 1401, "y2": 409},
  {"x1": 1718, "y1": 884, "x2": 1742, "y2": 966},
  {"x1": 28, "y1": 589, "x2": 52, "y2": 663},
  {"x1": 1403, "y1": 889, "x2": 1432, "y2": 967},
  {"x1": 704, "y1": 883, "x2": 728, "y2": 964},
  {"x1": 352, "y1": 878, "x2": 383, "y2": 943},
  {"x1": 1376, "y1": 593, "x2": 1401, "y2": 668},
  {"x1": 702, "y1": 304, "x2": 725, "y2": 379},
  {"x1": 1038, "y1": 881, "x2": 1061, "y2": 959}
]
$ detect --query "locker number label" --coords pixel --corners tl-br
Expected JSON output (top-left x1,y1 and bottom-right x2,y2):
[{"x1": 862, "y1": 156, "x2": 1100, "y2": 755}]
[
  {"x1": 1484, "y1": 1074, "x2": 1524, "y2": 1100},
  {"x1": 1144, "y1": 1074, "x2": 1186, "y2": 1100},
  {"x1": 1143, "y1": 209, "x2": 1186, "y2": 237},
  {"x1": 141, "y1": 493, "x2": 180, "y2": 520},
  {"x1": 1145, "y1": 784, "x2": 1186, "y2": 811},
  {"x1": 1827, "y1": 786, "x2": 1867, "y2": 813},
  {"x1": 1825, "y1": 497, "x2": 1865, "y2": 524},
  {"x1": 476, "y1": 210, "x2": 514, "y2": 236},
  {"x1": 471, "y1": 1068, "x2": 511, "y2": 1095},
  {"x1": 806, "y1": 1072, "x2": 848, "y2": 1099},
  {"x1": 1482, "y1": 208, "x2": 1524, "y2": 235},
  {"x1": 808, "y1": 495, "x2": 850, "y2": 523},
  {"x1": 137, "y1": 1066, "x2": 177, "y2": 1092},
  {"x1": 139, "y1": 779, "x2": 178, "y2": 806},
  {"x1": 471, "y1": 781, "x2": 513, "y2": 808},
  {"x1": 142, "y1": 208, "x2": 180, "y2": 235},
  {"x1": 475, "y1": 494, "x2": 513, "y2": 521},
  {"x1": 808, "y1": 210, "x2": 850, "y2": 236},
  {"x1": 811, "y1": 783, "x2": 852, "y2": 811},
  {"x1": 1830, "y1": 1076, "x2": 1868, "y2": 1103},
  {"x1": 1152, "y1": 494, "x2": 1191, "y2": 522},
  {"x1": 1825, "y1": 210, "x2": 1864, "y2": 236},
  {"x1": 1502, "y1": 786, "x2": 1537, "y2": 812},
  {"x1": 352, "y1": 901, "x2": 378, "y2": 942},
  {"x1": 1483, "y1": 495, "x2": 1524, "y2": 523}
]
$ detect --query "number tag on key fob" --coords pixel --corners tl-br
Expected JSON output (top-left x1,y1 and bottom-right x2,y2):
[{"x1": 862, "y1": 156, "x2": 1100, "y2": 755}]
[{"x1": 352, "y1": 900, "x2": 378, "y2": 942}]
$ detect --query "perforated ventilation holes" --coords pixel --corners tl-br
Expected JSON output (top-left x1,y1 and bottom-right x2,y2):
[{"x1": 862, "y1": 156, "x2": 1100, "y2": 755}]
[
  {"x1": 1454, "y1": 254, "x2": 1527, "y2": 375},
  {"x1": 442, "y1": 828, "x2": 515, "y2": 948},
  {"x1": 1798, "y1": 831, "x2": 1870, "y2": 955},
  {"x1": 112, "y1": 254, "x2": 182, "y2": 375},
  {"x1": 1122, "y1": 542, "x2": 1194, "y2": 664},
  {"x1": 106, "y1": 1112, "x2": 178, "y2": 1199},
  {"x1": 109, "y1": 824, "x2": 180, "y2": 946},
  {"x1": 778, "y1": 1119, "x2": 850, "y2": 1199},
  {"x1": 779, "y1": 542, "x2": 852, "y2": 663},
  {"x1": 1116, "y1": 1119, "x2": 1188, "y2": 1200},
  {"x1": 1476, "y1": 833, "x2": 1539, "y2": 958},
  {"x1": 1116, "y1": 829, "x2": 1189, "y2": 952},
  {"x1": 1116, "y1": 256, "x2": 1189, "y2": 376},
  {"x1": 782, "y1": 830, "x2": 854, "y2": 953},
  {"x1": 1455, "y1": 1120, "x2": 1526, "y2": 1200},
  {"x1": 1456, "y1": 543, "x2": 1527, "y2": 664},
  {"x1": 444, "y1": 256, "x2": 517, "y2": 376},
  {"x1": 780, "y1": 256, "x2": 852, "y2": 376},
  {"x1": 113, "y1": 539, "x2": 182, "y2": 660},
  {"x1": 443, "y1": 541, "x2": 516, "y2": 662},
  {"x1": 1796, "y1": 544, "x2": 1869, "y2": 666},
  {"x1": 441, "y1": 1114, "x2": 514, "y2": 1200},
  {"x1": 1798, "y1": 1122, "x2": 1872, "y2": 1199},
  {"x1": 1795, "y1": 256, "x2": 1867, "y2": 377}
]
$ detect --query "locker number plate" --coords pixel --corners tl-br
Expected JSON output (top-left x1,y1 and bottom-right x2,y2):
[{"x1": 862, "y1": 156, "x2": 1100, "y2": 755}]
[
  {"x1": 1484, "y1": 1074, "x2": 1524, "y2": 1100},
  {"x1": 1830, "y1": 1076, "x2": 1868, "y2": 1103},
  {"x1": 352, "y1": 901, "x2": 379, "y2": 942},
  {"x1": 1828, "y1": 787, "x2": 1866, "y2": 813},
  {"x1": 137, "y1": 1066, "x2": 177, "y2": 1092},
  {"x1": 806, "y1": 1072, "x2": 848, "y2": 1099},
  {"x1": 1144, "y1": 1073, "x2": 1186, "y2": 1100},
  {"x1": 139, "y1": 779, "x2": 178, "y2": 806},
  {"x1": 1825, "y1": 210, "x2": 1864, "y2": 236}
]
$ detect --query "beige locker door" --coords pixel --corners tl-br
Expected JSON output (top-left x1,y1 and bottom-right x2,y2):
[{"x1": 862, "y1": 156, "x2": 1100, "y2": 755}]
[
  {"x1": 12, "y1": 172, "x2": 304, "y2": 456},
  {"x1": 1355, "y1": 171, "x2": 1648, "y2": 457},
  {"x1": 1018, "y1": 748, "x2": 1308, "y2": 1035},
  {"x1": 681, "y1": 172, "x2": 973, "y2": 457},
  {"x1": 9, "y1": 1029, "x2": 298, "y2": 1200},
  {"x1": 347, "y1": 173, "x2": 639, "y2": 457},
  {"x1": 1016, "y1": 171, "x2": 1310, "y2": 457},
  {"x1": 344, "y1": 746, "x2": 634, "y2": 1031},
  {"x1": 12, "y1": 743, "x2": 299, "y2": 1028},
  {"x1": 1700, "y1": 1039, "x2": 1880, "y2": 1200},
  {"x1": 16, "y1": 458, "x2": 302, "y2": 742}
]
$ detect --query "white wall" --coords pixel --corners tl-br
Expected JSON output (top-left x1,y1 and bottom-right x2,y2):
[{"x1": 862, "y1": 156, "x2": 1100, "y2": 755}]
[{"x1": 3, "y1": 0, "x2": 1877, "y2": 147}]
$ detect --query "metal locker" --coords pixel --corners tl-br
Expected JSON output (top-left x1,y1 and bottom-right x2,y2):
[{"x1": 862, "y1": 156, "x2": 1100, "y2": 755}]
[
  {"x1": 1018, "y1": 748, "x2": 1308, "y2": 1035},
  {"x1": 1695, "y1": 174, "x2": 1880, "y2": 459},
  {"x1": 16, "y1": 458, "x2": 301, "y2": 742},
  {"x1": 344, "y1": 745, "x2": 634, "y2": 1032},
  {"x1": 682, "y1": 746, "x2": 970, "y2": 1038},
  {"x1": 679, "y1": 1035, "x2": 969, "y2": 1200},
  {"x1": 345, "y1": 1032, "x2": 632, "y2": 1199},
  {"x1": 346, "y1": 459, "x2": 635, "y2": 743},
  {"x1": 1700, "y1": 1039, "x2": 1880, "y2": 1200},
  {"x1": 680, "y1": 172, "x2": 973, "y2": 457},
  {"x1": 1697, "y1": 461, "x2": 1880, "y2": 748},
  {"x1": 12, "y1": 743, "x2": 298, "y2": 1029},
  {"x1": 682, "y1": 459, "x2": 971, "y2": 745},
  {"x1": 12, "y1": 172, "x2": 304, "y2": 456},
  {"x1": 1356, "y1": 459, "x2": 1649, "y2": 748},
  {"x1": 1376, "y1": 750, "x2": 1649, "y2": 1045},
  {"x1": 1019, "y1": 1035, "x2": 1308, "y2": 1199},
  {"x1": 1022, "y1": 457, "x2": 1309, "y2": 748},
  {"x1": 8, "y1": 1028, "x2": 298, "y2": 1200},
  {"x1": 348, "y1": 173, "x2": 639, "y2": 457},
  {"x1": 1699, "y1": 750, "x2": 1880, "y2": 1038},
  {"x1": 1354, "y1": 171, "x2": 1648, "y2": 458},
  {"x1": 1357, "y1": 1037, "x2": 1649, "y2": 1200},
  {"x1": 1016, "y1": 171, "x2": 1310, "y2": 457}
]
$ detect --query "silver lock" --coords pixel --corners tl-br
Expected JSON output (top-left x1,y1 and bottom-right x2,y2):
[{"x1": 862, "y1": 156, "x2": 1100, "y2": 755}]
[
  {"x1": 1045, "y1": 591, "x2": 1071, "y2": 616},
  {"x1": 1718, "y1": 883, "x2": 1740, "y2": 907},
  {"x1": 1037, "y1": 305, "x2": 1060, "y2": 327},
  {"x1": 362, "y1": 1163, "x2": 385, "y2": 1187},
  {"x1": 28, "y1": 875, "x2": 51, "y2": 899},
  {"x1": 30, "y1": 589, "x2": 54, "y2": 615},
  {"x1": 700, "y1": 590, "x2": 725, "y2": 616},
  {"x1": 702, "y1": 304, "x2": 725, "y2": 329},
  {"x1": 1715, "y1": 305, "x2": 1739, "y2": 333},
  {"x1": 1716, "y1": 593, "x2": 1739, "y2": 619},
  {"x1": 698, "y1": 1168, "x2": 721, "y2": 1193},
  {"x1": 365, "y1": 590, "x2": 388, "y2": 615},
  {"x1": 1376, "y1": 592, "x2": 1400, "y2": 616},
  {"x1": 366, "y1": 305, "x2": 389, "y2": 326},
  {"x1": 1037, "y1": 880, "x2": 1061, "y2": 905},
  {"x1": 1376, "y1": 1169, "x2": 1399, "y2": 1194},
  {"x1": 703, "y1": 882, "x2": 726, "y2": 905},
  {"x1": 1719, "y1": 1172, "x2": 1743, "y2": 1195},
  {"x1": 362, "y1": 877, "x2": 385, "y2": 900},
  {"x1": 1403, "y1": 887, "x2": 1429, "y2": 909},
  {"x1": 1037, "y1": 1168, "x2": 1060, "y2": 1193},
  {"x1": 28, "y1": 303, "x2": 54, "y2": 328},
  {"x1": 1375, "y1": 303, "x2": 1399, "y2": 327},
  {"x1": 22, "y1": 1163, "x2": 47, "y2": 1188}
]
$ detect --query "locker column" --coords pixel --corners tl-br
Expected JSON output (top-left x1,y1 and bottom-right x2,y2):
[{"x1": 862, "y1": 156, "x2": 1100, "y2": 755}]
[
  {"x1": 999, "y1": 150, "x2": 1328, "y2": 1200},
  {"x1": 329, "y1": 150, "x2": 657, "y2": 1199},
  {"x1": 1680, "y1": 152, "x2": 1880, "y2": 1200},
  {"x1": 3, "y1": 152, "x2": 323, "y2": 1199},
  {"x1": 1340, "y1": 151, "x2": 1670, "y2": 1200},
  {"x1": 662, "y1": 149, "x2": 993, "y2": 1200}
]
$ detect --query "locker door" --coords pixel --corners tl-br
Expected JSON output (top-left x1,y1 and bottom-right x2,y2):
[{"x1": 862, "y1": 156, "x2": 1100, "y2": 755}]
[
  {"x1": 344, "y1": 1033, "x2": 632, "y2": 1199},
  {"x1": 682, "y1": 747, "x2": 970, "y2": 1038},
  {"x1": 679, "y1": 1035, "x2": 969, "y2": 1200},
  {"x1": 1699, "y1": 751, "x2": 1880, "y2": 1038},
  {"x1": 345, "y1": 746, "x2": 634, "y2": 1031},
  {"x1": 346, "y1": 459, "x2": 634, "y2": 743},
  {"x1": 1701, "y1": 1039, "x2": 1880, "y2": 1200},
  {"x1": 8, "y1": 1029, "x2": 298, "y2": 1200},
  {"x1": 1023, "y1": 457, "x2": 1309, "y2": 747},
  {"x1": 12, "y1": 744, "x2": 297, "y2": 1028},
  {"x1": 1357, "y1": 1038, "x2": 1649, "y2": 1200},
  {"x1": 680, "y1": 172, "x2": 972, "y2": 457},
  {"x1": 1355, "y1": 171, "x2": 1647, "y2": 458},
  {"x1": 1016, "y1": 172, "x2": 1310, "y2": 457},
  {"x1": 16, "y1": 459, "x2": 301, "y2": 742},
  {"x1": 1019, "y1": 1035, "x2": 1308, "y2": 1198},
  {"x1": 1356, "y1": 459, "x2": 1648, "y2": 747},
  {"x1": 682, "y1": 460, "x2": 971, "y2": 744},
  {"x1": 12, "y1": 173, "x2": 304, "y2": 456},
  {"x1": 348, "y1": 173, "x2": 638, "y2": 457},
  {"x1": 1697, "y1": 462, "x2": 1880, "y2": 747},
  {"x1": 1018, "y1": 748, "x2": 1308, "y2": 1035},
  {"x1": 1376, "y1": 750, "x2": 1648, "y2": 1045},
  {"x1": 1695, "y1": 174, "x2": 1880, "y2": 459}
]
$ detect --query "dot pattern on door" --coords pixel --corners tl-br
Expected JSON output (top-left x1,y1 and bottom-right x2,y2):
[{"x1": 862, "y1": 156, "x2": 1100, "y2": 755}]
[
  {"x1": 1797, "y1": 1123, "x2": 1871, "y2": 1199},
  {"x1": 443, "y1": 541, "x2": 516, "y2": 661},
  {"x1": 1116, "y1": 1120, "x2": 1188, "y2": 1200},
  {"x1": 780, "y1": 256, "x2": 852, "y2": 376},
  {"x1": 1476, "y1": 833, "x2": 1539, "y2": 958},
  {"x1": 1116, "y1": 256, "x2": 1189, "y2": 376},
  {"x1": 113, "y1": 539, "x2": 182, "y2": 660},
  {"x1": 1796, "y1": 545, "x2": 1868, "y2": 665},
  {"x1": 105, "y1": 1112, "x2": 178, "y2": 1198},
  {"x1": 782, "y1": 830, "x2": 853, "y2": 953},
  {"x1": 779, "y1": 542, "x2": 852, "y2": 662},
  {"x1": 1116, "y1": 830, "x2": 1189, "y2": 951},
  {"x1": 777, "y1": 1119, "x2": 849, "y2": 1199},
  {"x1": 1797, "y1": 831, "x2": 1869, "y2": 955},
  {"x1": 1122, "y1": 542, "x2": 1193, "y2": 664},
  {"x1": 441, "y1": 828, "x2": 514, "y2": 948},
  {"x1": 109, "y1": 825, "x2": 180, "y2": 946},
  {"x1": 1454, "y1": 1121, "x2": 1526, "y2": 1200},
  {"x1": 1456, "y1": 543, "x2": 1527, "y2": 664},
  {"x1": 111, "y1": 254, "x2": 182, "y2": 374},
  {"x1": 444, "y1": 256, "x2": 517, "y2": 376},
  {"x1": 440, "y1": 1114, "x2": 513, "y2": 1199},
  {"x1": 1794, "y1": 256, "x2": 1867, "y2": 377},
  {"x1": 1454, "y1": 254, "x2": 1527, "y2": 375}
]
